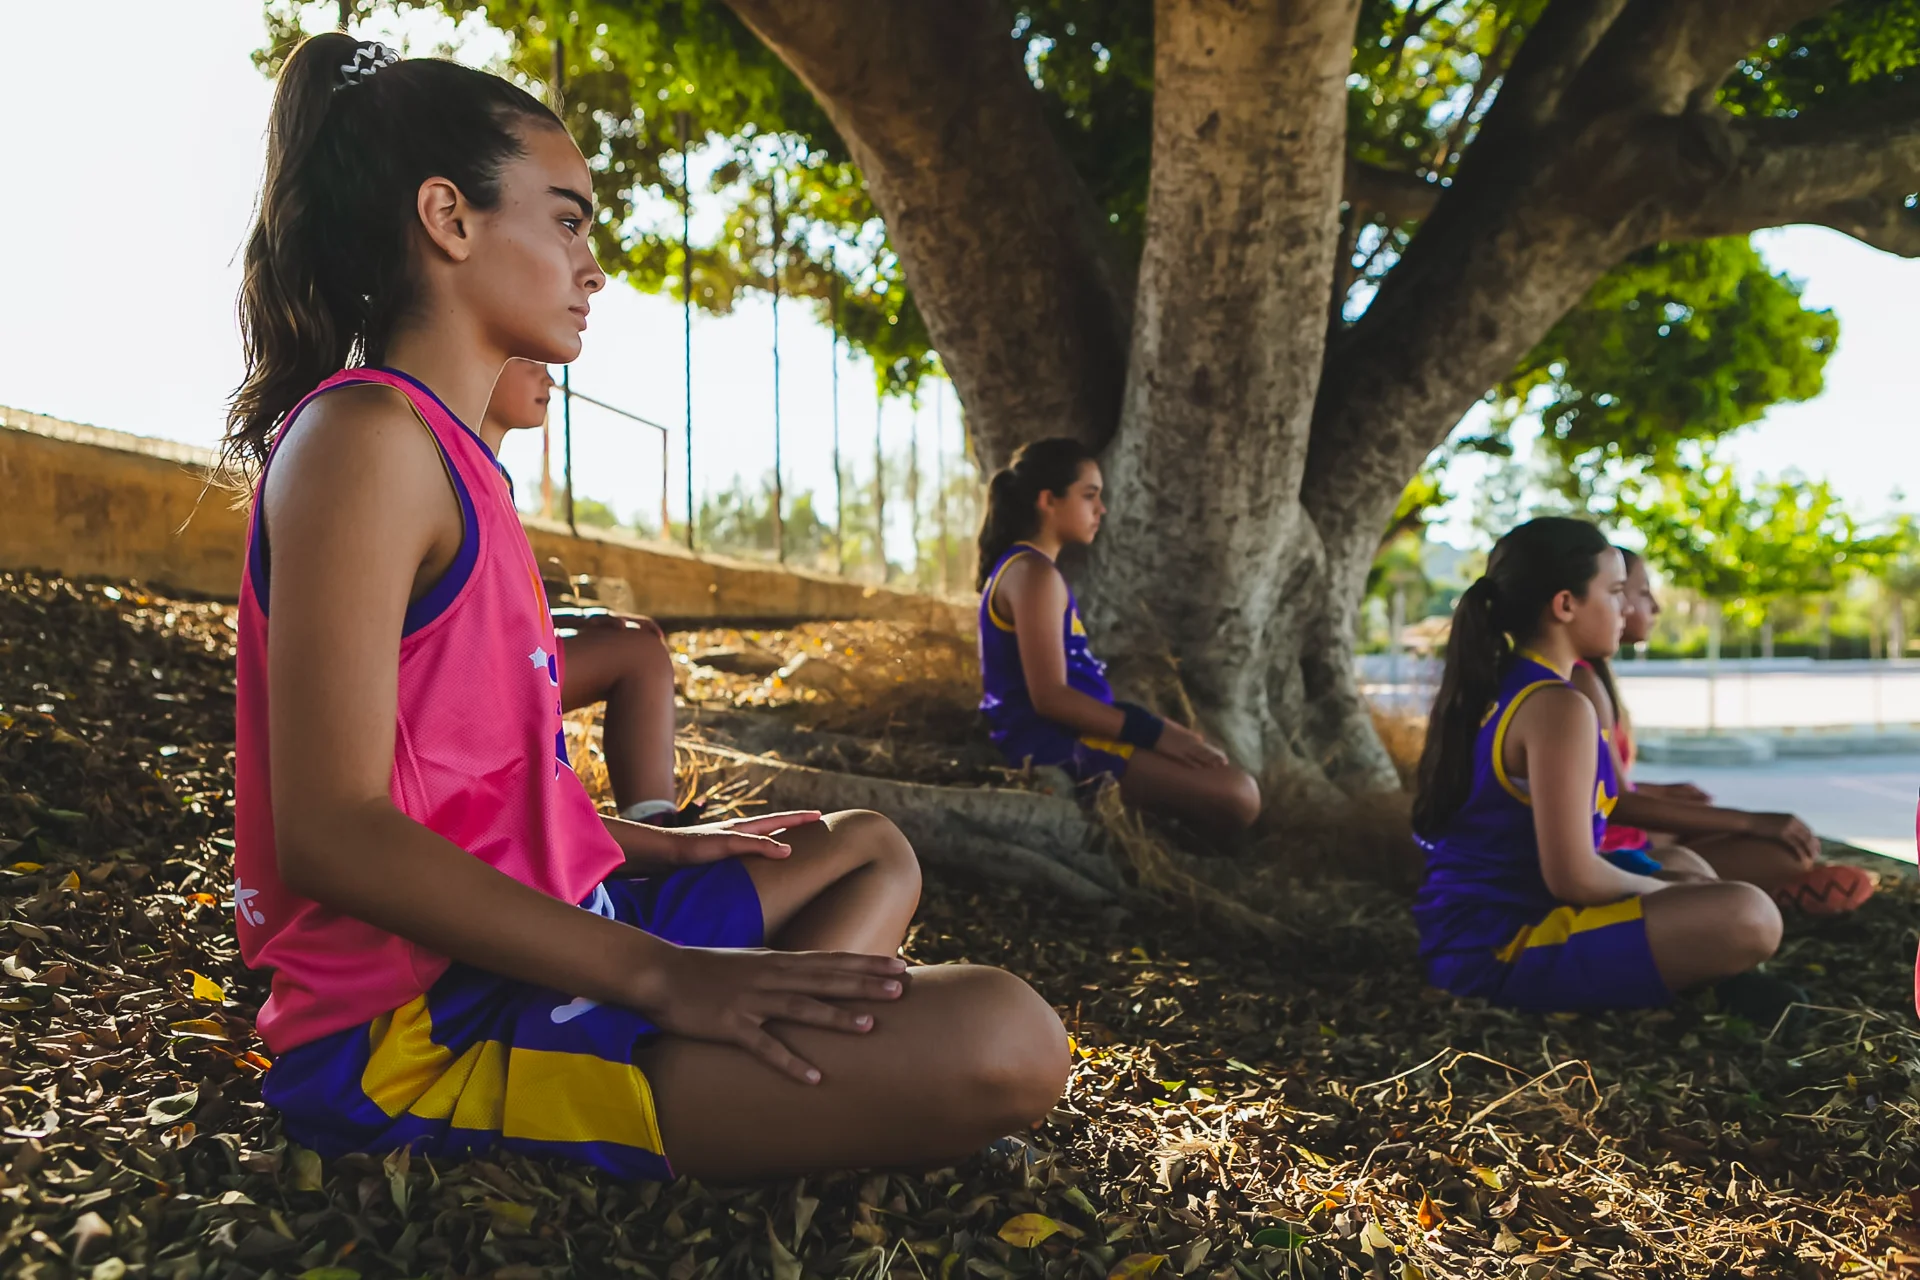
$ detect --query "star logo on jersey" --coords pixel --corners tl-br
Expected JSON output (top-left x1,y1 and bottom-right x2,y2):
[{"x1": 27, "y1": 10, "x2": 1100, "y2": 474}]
[
  {"x1": 233, "y1": 878, "x2": 265, "y2": 927},
  {"x1": 529, "y1": 645, "x2": 559, "y2": 687}
]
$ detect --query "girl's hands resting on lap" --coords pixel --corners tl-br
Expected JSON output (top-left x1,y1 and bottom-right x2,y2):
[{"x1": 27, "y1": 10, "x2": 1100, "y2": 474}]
[
  {"x1": 1156, "y1": 721, "x2": 1230, "y2": 769},
  {"x1": 636, "y1": 946, "x2": 909, "y2": 1083}
]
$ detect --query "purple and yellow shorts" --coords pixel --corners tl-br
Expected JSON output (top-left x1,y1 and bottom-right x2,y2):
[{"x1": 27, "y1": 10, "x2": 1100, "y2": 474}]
[
  {"x1": 261, "y1": 859, "x2": 763, "y2": 1179},
  {"x1": 992, "y1": 717, "x2": 1134, "y2": 786},
  {"x1": 1426, "y1": 896, "x2": 1670, "y2": 1013}
]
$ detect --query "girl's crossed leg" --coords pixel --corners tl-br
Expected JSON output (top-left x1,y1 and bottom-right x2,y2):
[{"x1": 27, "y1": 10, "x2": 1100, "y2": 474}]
[
  {"x1": 641, "y1": 964, "x2": 1068, "y2": 1179},
  {"x1": 651, "y1": 809, "x2": 1066, "y2": 1179},
  {"x1": 744, "y1": 809, "x2": 923, "y2": 956},
  {"x1": 1117, "y1": 749, "x2": 1263, "y2": 838},
  {"x1": 1640, "y1": 879, "x2": 1782, "y2": 991}
]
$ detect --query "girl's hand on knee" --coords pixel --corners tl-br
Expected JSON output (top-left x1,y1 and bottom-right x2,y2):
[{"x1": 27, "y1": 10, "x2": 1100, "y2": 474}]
[
  {"x1": 1747, "y1": 812, "x2": 1819, "y2": 866},
  {"x1": 713, "y1": 811, "x2": 824, "y2": 838},
  {"x1": 1157, "y1": 722, "x2": 1229, "y2": 769},
  {"x1": 640, "y1": 946, "x2": 909, "y2": 1083},
  {"x1": 609, "y1": 812, "x2": 824, "y2": 868}
]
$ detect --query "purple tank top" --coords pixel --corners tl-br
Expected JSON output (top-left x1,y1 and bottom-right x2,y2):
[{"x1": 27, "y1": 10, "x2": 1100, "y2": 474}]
[
  {"x1": 977, "y1": 544, "x2": 1113, "y2": 738},
  {"x1": 1412, "y1": 651, "x2": 1621, "y2": 950}
]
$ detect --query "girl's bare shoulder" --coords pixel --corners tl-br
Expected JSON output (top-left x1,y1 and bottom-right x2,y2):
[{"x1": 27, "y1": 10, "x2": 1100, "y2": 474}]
[{"x1": 1511, "y1": 680, "x2": 1598, "y2": 741}]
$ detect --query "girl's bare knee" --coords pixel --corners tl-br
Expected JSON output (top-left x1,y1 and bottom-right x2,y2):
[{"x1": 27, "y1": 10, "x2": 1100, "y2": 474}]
[
  {"x1": 956, "y1": 969, "x2": 1069, "y2": 1130},
  {"x1": 1227, "y1": 769, "x2": 1262, "y2": 830},
  {"x1": 1722, "y1": 881, "x2": 1783, "y2": 965},
  {"x1": 627, "y1": 625, "x2": 674, "y2": 682},
  {"x1": 829, "y1": 810, "x2": 922, "y2": 901}
]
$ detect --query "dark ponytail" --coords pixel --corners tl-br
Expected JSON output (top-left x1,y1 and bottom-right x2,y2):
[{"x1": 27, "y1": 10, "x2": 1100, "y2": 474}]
[
  {"x1": 224, "y1": 34, "x2": 561, "y2": 483},
  {"x1": 975, "y1": 438, "x2": 1099, "y2": 588},
  {"x1": 1412, "y1": 516, "x2": 1613, "y2": 837}
]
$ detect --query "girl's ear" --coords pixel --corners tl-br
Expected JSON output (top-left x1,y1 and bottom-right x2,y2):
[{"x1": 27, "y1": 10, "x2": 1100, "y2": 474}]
[
  {"x1": 417, "y1": 177, "x2": 475, "y2": 262},
  {"x1": 1548, "y1": 588, "x2": 1578, "y2": 624}
]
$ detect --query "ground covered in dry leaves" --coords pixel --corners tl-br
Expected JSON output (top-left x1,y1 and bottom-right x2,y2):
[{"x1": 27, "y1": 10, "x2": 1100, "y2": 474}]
[{"x1": 6, "y1": 572, "x2": 1920, "y2": 1280}]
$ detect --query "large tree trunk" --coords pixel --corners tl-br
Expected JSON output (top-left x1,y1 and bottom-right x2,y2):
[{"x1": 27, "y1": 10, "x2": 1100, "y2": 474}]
[
  {"x1": 1297, "y1": 2, "x2": 1855, "y2": 787},
  {"x1": 719, "y1": 0, "x2": 1131, "y2": 468},
  {"x1": 1082, "y1": 0, "x2": 1362, "y2": 793},
  {"x1": 717, "y1": 0, "x2": 1918, "y2": 808}
]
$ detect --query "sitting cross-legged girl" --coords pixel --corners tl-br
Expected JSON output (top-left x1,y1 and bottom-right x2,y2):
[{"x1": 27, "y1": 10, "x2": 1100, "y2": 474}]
[
  {"x1": 227, "y1": 34, "x2": 1067, "y2": 1183},
  {"x1": 1412, "y1": 518, "x2": 1798, "y2": 1023}
]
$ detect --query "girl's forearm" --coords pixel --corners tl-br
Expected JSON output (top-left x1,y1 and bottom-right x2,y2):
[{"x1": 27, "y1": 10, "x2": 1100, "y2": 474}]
[
  {"x1": 1031, "y1": 686, "x2": 1127, "y2": 740},
  {"x1": 280, "y1": 800, "x2": 672, "y2": 1008},
  {"x1": 1546, "y1": 855, "x2": 1668, "y2": 906},
  {"x1": 1612, "y1": 791, "x2": 1750, "y2": 837}
]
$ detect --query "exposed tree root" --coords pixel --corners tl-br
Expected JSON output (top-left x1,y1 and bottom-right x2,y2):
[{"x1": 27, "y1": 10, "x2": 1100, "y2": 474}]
[{"x1": 676, "y1": 740, "x2": 1121, "y2": 903}]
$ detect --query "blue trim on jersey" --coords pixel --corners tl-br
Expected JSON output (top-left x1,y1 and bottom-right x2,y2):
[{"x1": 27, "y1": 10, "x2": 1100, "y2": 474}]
[
  {"x1": 373, "y1": 366, "x2": 496, "y2": 458},
  {"x1": 247, "y1": 372, "x2": 482, "y2": 638}
]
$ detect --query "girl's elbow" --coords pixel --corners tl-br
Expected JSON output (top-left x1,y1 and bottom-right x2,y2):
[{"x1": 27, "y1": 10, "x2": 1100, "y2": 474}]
[
  {"x1": 273, "y1": 809, "x2": 352, "y2": 902},
  {"x1": 1541, "y1": 864, "x2": 1603, "y2": 905},
  {"x1": 1029, "y1": 688, "x2": 1070, "y2": 722}
]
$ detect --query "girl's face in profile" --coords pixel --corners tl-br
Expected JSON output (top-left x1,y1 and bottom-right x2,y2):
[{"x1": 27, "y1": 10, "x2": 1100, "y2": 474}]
[
  {"x1": 453, "y1": 123, "x2": 607, "y2": 367},
  {"x1": 1562, "y1": 548, "x2": 1628, "y2": 659},
  {"x1": 487, "y1": 358, "x2": 554, "y2": 433},
  {"x1": 1039, "y1": 461, "x2": 1106, "y2": 547},
  {"x1": 1619, "y1": 557, "x2": 1659, "y2": 647}
]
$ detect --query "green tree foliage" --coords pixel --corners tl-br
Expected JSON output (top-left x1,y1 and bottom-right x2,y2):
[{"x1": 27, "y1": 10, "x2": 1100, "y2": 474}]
[
  {"x1": 1627, "y1": 463, "x2": 1907, "y2": 627},
  {"x1": 261, "y1": 1, "x2": 1867, "y2": 445},
  {"x1": 684, "y1": 474, "x2": 832, "y2": 562},
  {"x1": 1496, "y1": 238, "x2": 1838, "y2": 503},
  {"x1": 261, "y1": 0, "x2": 1918, "y2": 680}
]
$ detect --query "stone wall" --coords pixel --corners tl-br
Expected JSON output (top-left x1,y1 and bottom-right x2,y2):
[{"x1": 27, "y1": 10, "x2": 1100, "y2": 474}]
[{"x1": 0, "y1": 405, "x2": 969, "y2": 629}]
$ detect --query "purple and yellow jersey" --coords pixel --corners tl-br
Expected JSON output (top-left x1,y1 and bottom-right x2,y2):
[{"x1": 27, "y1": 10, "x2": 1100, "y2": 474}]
[
  {"x1": 977, "y1": 544, "x2": 1133, "y2": 780},
  {"x1": 978, "y1": 543, "x2": 1115, "y2": 725},
  {"x1": 1413, "y1": 650, "x2": 1621, "y2": 953}
]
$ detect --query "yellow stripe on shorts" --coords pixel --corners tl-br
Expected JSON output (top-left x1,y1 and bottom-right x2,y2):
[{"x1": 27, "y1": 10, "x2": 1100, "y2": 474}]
[
  {"x1": 358, "y1": 994, "x2": 665, "y2": 1153},
  {"x1": 1494, "y1": 897, "x2": 1644, "y2": 964},
  {"x1": 502, "y1": 1048, "x2": 665, "y2": 1154},
  {"x1": 1078, "y1": 734, "x2": 1136, "y2": 760}
]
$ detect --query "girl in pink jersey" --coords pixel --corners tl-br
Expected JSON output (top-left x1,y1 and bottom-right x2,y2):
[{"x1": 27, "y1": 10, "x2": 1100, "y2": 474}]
[{"x1": 227, "y1": 34, "x2": 1066, "y2": 1180}]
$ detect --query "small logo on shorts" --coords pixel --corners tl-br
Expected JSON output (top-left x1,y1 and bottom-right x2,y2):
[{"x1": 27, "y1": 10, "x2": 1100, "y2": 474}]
[{"x1": 550, "y1": 997, "x2": 599, "y2": 1025}]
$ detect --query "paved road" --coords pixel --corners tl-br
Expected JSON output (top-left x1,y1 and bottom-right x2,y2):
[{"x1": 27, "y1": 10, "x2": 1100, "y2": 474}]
[
  {"x1": 1635, "y1": 752, "x2": 1919, "y2": 863},
  {"x1": 1615, "y1": 667, "x2": 1920, "y2": 732}
]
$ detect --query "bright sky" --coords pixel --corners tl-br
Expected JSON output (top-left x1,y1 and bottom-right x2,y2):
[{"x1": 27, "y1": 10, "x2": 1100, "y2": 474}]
[
  {"x1": 2, "y1": 1, "x2": 1915, "y2": 546},
  {"x1": 0, "y1": 0, "x2": 961, "y2": 546}
]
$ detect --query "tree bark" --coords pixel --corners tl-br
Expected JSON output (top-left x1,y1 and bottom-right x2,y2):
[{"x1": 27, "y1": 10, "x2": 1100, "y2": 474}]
[
  {"x1": 1081, "y1": 0, "x2": 1362, "y2": 789},
  {"x1": 1294, "y1": 0, "x2": 1882, "y2": 790},
  {"x1": 709, "y1": 0, "x2": 1916, "y2": 808},
  {"x1": 718, "y1": 0, "x2": 1133, "y2": 469}
]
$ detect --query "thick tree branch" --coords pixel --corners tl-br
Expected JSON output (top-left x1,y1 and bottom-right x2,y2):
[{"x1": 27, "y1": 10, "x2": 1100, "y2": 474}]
[
  {"x1": 717, "y1": 0, "x2": 1133, "y2": 466},
  {"x1": 1343, "y1": 159, "x2": 1441, "y2": 224},
  {"x1": 1465, "y1": 0, "x2": 1632, "y2": 154},
  {"x1": 1678, "y1": 93, "x2": 1920, "y2": 257},
  {"x1": 1565, "y1": 0, "x2": 1845, "y2": 118}
]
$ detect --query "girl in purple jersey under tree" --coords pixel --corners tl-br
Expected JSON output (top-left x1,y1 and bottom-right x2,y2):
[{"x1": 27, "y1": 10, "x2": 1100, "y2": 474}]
[
  {"x1": 975, "y1": 438, "x2": 1261, "y2": 836},
  {"x1": 1412, "y1": 517, "x2": 1799, "y2": 1022}
]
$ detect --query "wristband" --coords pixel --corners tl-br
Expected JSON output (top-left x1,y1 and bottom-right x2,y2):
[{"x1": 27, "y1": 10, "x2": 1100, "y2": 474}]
[{"x1": 1116, "y1": 701, "x2": 1166, "y2": 750}]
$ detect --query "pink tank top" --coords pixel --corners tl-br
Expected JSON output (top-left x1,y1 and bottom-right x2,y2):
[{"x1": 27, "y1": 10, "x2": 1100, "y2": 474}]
[{"x1": 232, "y1": 368, "x2": 625, "y2": 1052}]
